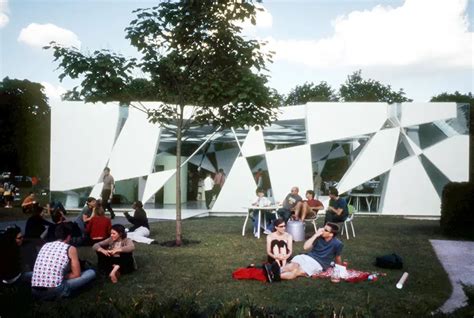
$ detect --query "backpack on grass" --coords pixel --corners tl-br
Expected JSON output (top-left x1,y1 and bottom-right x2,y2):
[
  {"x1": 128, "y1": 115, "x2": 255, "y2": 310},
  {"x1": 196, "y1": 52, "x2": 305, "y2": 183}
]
[{"x1": 374, "y1": 253, "x2": 403, "y2": 269}]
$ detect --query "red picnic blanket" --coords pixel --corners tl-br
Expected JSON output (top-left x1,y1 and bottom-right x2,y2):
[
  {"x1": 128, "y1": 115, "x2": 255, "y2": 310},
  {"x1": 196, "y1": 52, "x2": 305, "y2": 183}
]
[{"x1": 312, "y1": 267, "x2": 372, "y2": 283}]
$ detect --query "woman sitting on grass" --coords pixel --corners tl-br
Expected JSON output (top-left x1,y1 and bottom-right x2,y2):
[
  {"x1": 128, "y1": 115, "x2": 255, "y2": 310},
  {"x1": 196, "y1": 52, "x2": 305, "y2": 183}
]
[
  {"x1": 92, "y1": 224, "x2": 135, "y2": 283},
  {"x1": 266, "y1": 218, "x2": 293, "y2": 268},
  {"x1": 86, "y1": 202, "x2": 111, "y2": 245}
]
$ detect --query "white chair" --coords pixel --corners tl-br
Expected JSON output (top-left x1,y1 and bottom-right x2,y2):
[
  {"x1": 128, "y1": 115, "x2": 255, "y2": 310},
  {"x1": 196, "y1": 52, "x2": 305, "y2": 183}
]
[
  {"x1": 305, "y1": 211, "x2": 323, "y2": 233},
  {"x1": 341, "y1": 204, "x2": 356, "y2": 240}
]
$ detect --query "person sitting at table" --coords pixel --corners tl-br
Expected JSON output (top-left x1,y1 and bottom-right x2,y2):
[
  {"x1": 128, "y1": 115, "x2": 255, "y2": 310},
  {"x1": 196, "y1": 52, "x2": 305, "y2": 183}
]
[
  {"x1": 250, "y1": 188, "x2": 273, "y2": 237},
  {"x1": 276, "y1": 186, "x2": 303, "y2": 223},
  {"x1": 293, "y1": 190, "x2": 324, "y2": 222},
  {"x1": 92, "y1": 224, "x2": 136, "y2": 283},
  {"x1": 325, "y1": 187, "x2": 348, "y2": 224}
]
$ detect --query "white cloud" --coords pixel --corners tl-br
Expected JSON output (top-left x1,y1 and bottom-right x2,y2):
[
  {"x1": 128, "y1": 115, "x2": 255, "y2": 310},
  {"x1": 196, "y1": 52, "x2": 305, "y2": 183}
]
[
  {"x1": 18, "y1": 23, "x2": 81, "y2": 48},
  {"x1": 41, "y1": 82, "x2": 67, "y2": 100},
  {"x1": 268, "y1": 0, "x2": 472, "y2": 70},
  {"x1": 0, "y1": 0, "x2": 9, "y2": 28},
  {"x1": 239, "y1": 4, "x2": 272, "y2": 32}
]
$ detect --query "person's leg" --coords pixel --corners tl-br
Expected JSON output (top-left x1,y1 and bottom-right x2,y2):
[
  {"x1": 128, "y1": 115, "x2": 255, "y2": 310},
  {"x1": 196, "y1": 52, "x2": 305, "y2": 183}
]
[
  {"x1": 117, "y1": 253, "x2": 135, "y2": 274},
  {"x1": 96, "y1": 252, "x2": 113, "y2": 274},
  {"x1": 293, "y1": 201, "x2": 303, "y2": 220},
  {"x1": 252, "y1": 210, "x2": 259, "y2": 234},
  {"x1": 127, "y1": 227, "x2": 154, "y2": 244},
  {"x1": 102, "y1": 189, "x2": 115, "y2": 218},
  {"x1": 277, "y1": 208, "x2": 291, "y2": 223},
  {"x1": 62, "y1": 269, "x2": 96, "y2": 296},
  {"x1": 205, "y1": 190, "x2": 212, "y2": 209},
  {"x1": 301, "y1": 203, "x2": 311, "y2": 221}
]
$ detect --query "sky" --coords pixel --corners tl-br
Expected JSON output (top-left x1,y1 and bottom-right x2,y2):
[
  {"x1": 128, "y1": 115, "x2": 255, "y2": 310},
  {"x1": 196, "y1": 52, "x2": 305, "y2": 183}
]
[{"x1": 0, "y1": 0, "x2": 473, "y2": 102}]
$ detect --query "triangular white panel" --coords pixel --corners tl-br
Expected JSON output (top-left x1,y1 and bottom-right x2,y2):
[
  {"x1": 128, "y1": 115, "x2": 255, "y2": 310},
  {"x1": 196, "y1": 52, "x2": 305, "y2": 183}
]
[
  {"x1": 241, "y1": 127, "x2": 266, "y2": 157},
  {"x1": 327, "y1": 146, "x2": 346, "y2": 159},
  {"x1": 306, "y1": 102, "x2": 388, "y2": 144},
  {"x1": 338, "y1": 128, "x2": 399, "y2": 194},
  {"x1": 266, "y1": 145, "x2": 313, "y2": 202},
  {"x1": 423, "y1": 135, "x2": 469, "y2": 182},
  {"x1": 212, "y1": 157, "x2": 257, "y2": 213},
  {"x1": 142, "y1": 169, "x2": 176, "y2": 204},
  {"x1": 89, "y1": 183, "x2": 103, "y2": 199},
  {"x1": 107, "y1": 108, "x2": 161, "y2": 181},
  {"x1": 380, "y1": 156, "x2": 441, "y2": 215},
  {"x1": 50, "y1": 101, "x2": 119, "y2": 190},
  {"x1": 214, "y1": 148, "x2": 240, "y2": 176},
  {"x1": 400, "y1": 102, "x2": 457, "y2": 127}
]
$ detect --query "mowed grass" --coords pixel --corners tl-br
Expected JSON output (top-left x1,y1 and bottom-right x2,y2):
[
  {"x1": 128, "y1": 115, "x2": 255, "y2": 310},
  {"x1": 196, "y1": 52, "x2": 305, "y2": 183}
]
[{"x1": 2, "y1": 216, "x2": 453, "y2": 317}]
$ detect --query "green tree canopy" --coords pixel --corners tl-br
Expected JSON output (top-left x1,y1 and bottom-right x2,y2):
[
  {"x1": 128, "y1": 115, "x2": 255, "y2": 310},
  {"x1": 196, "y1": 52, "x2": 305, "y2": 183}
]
[
  {"x1": 285, "y1": 81, "x2": 338, "y2": 105},
  {"x1": 0, "y1": 77, "x2": 50, "y2": 179},
  {"x1": 339, "y1": 70, "x2": 412, "y2": 103},
  {"x1": 46, "y1": 1, "x2": 277, "y2": 245}
]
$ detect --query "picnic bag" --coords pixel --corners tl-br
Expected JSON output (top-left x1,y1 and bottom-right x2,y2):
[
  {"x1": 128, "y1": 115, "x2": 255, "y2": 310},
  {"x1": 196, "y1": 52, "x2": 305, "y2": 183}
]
[{"x1": 374, "y1": 253, "x2": 403, "y2": 269}]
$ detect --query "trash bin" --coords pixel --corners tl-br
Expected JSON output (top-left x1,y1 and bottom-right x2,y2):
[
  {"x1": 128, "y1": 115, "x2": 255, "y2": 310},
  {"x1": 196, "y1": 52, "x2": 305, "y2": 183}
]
[{"x1": 286, "y1": 220, "x2": 305, "y2": 242}]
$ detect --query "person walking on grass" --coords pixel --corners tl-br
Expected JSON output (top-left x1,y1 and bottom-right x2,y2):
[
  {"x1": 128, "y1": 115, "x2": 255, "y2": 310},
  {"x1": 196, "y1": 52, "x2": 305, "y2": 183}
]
[{"x1": 101, "y1": 167, "x2": 116, "y2": 219}]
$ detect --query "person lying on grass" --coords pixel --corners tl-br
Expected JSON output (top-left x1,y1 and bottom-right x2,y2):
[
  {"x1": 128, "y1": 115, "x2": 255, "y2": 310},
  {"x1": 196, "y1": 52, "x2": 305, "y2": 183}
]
[
  {"x1": 280, "y1": 222, "x2": 343, "y2": 280},
  {"x1": 93, "y1": 224, "x2": 135, "y2": 283}
]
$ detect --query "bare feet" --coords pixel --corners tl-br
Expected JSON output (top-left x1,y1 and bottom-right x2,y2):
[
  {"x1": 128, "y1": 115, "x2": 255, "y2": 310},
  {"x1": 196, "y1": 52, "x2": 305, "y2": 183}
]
[{"x1": 109, "y1": 265, "x2": 121, "y2": 283}]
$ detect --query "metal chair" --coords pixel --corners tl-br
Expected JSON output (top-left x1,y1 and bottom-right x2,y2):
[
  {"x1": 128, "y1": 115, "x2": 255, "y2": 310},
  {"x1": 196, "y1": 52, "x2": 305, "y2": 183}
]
[{"x1": 341, "y1": 204, "x2": 356, "y2": 240}]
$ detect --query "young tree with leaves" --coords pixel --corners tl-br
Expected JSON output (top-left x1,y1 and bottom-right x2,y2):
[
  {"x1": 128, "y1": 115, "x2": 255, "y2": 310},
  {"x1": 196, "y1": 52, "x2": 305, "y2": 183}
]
[
  {"x1": 46, "y1": 2, "x2": 277, "y2": 246},
  {"x1": 285, "y1": 81, "x2": 338, "y2": 105},
  {"x1": 0, "y1": 77, "x2": 50, "y2": 180},
  {"x1": 339, "y1": 70, "x2": 411, "y2": 103}
]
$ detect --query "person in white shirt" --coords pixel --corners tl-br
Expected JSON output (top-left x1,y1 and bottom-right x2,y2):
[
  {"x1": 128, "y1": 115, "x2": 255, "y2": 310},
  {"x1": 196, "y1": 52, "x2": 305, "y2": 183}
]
[
  {"x1": 203, "y1": 173, "x2": 214, "y2": 209},
  {"x1": 251, "y1": 188, "x2": 273, "y2": 237}
]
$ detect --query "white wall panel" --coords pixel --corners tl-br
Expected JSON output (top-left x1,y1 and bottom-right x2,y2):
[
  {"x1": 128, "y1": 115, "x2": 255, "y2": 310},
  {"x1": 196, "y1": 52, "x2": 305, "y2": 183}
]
[
  {"x1": 400, "y1": 102, "x2": 457, "y2": 127},
  {"x1": 380, "y1": 156, "x2": 441, "y2": 215},
  {"x1": 241, "y1": 127, "x2": 266, "y2": 157},
  {"x1": 212, "y1": 157, "x2": 256, "y2": 213},
  {"x1": 266, "y1": 145, "x2": 313, "y2": 202},
  {"x1": 423, "y1": 135, "x2": 469, "y2": 182},
  {"x1": 89, "y1": 183, "x2": 103, "y2": 199},
  {"x1": 277, "y1": 105, "x2": 306, "y2": 121},
  {"x1": 186, "y1": 154, "x2": 216, "y2": 172},
  {"x1": 107, "y1": 108, "x2": 160, "y2": 181},
  {"x1": 306, "y1": 102, "x2": 387, "y2": 144},
  {"x1": 50, "y1": 101, "x2": 119, "y2": 190},
  {"x1": 141, "y1": 169, "x2": 176, "y2": 204},
  {"x1": 337, "y1": 128, "x2": 399, "y2": 194}
]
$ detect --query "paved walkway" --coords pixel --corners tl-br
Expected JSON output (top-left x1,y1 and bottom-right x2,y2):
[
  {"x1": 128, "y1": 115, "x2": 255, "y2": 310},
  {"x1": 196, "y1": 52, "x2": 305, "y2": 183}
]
[{"x1": 430, "y1": 239, "x2": 474, "y2": 313}]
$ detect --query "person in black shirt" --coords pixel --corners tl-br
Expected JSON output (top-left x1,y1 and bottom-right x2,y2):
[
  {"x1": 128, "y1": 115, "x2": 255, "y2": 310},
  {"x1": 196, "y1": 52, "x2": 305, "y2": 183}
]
[{"x1": 124, "y1": 201, "x2": 155, "y2": 244}]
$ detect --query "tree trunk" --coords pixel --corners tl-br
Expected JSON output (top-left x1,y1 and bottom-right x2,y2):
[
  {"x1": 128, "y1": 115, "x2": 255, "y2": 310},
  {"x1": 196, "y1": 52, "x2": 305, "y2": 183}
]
[{"x1": 175, "y1": 106, "x2": 183, "y2": 246}]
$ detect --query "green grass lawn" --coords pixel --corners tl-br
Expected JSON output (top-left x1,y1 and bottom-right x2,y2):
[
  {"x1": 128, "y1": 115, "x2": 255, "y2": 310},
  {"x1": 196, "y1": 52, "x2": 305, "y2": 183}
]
[{"x1": 1, "y1": 216, "x2": 455, "y2": 317}]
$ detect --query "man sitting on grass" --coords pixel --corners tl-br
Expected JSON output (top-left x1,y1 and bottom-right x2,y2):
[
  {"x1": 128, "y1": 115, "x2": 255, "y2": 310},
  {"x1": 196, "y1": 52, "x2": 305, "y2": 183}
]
[{"x1": 279, "y1": 222, "x2": 342, "y2": 280}]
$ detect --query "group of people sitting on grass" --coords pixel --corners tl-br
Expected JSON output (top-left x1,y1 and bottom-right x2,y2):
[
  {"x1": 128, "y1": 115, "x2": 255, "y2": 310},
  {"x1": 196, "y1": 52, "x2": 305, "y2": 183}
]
[
  {"x1": 251, "y1": 185, "x2": 348, "y2": 282},
  {"x1": 0, "y1": 196, "x2": 155, "y2": 300}
]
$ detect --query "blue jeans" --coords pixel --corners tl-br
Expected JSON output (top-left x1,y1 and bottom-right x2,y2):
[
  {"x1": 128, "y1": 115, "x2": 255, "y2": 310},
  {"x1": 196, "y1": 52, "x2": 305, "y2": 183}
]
[
  {"x1": 32, "y1": 269, "x2": 96, "y2": 300},
  {"x1": 252, "y1": 209, "x2": 276, "y2": 233}
]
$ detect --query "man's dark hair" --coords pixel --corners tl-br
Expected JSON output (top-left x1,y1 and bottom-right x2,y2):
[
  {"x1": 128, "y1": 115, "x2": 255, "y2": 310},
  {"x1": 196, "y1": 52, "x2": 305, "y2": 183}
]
[
  {"x1": 55, "y1": 222, "x2": 73, "y2": 241},
  {"x1": 111, "y1": 224, "x2": 127, "y2": 239},
  {"x1": 306, "y1": 190, "x2": 315, "y2": 198},
  {"x1": 134, "y1": 201, "x2": 143, "y2": 208},
  {"x1": 51, "y1": 210, "x2": 64, "y2": 223},
  {"x1": 329, "y1": 187, "x2": 339, "y2": 196},
  {"x1": 103, "y1": 167, "x2": 110, "y2": 172},
  {"x1": 326, "y1": 222, "x2": 340, "y2": 237},
  {"x1": 86, "y1": 197, "x2": 96, "y2": 203}
]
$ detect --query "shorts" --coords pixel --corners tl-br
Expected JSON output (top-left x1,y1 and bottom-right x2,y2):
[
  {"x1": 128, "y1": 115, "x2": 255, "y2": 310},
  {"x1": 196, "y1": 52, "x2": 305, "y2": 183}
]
[{"x1": 292, "y1": 255, "x2": 323, "y2": 276}]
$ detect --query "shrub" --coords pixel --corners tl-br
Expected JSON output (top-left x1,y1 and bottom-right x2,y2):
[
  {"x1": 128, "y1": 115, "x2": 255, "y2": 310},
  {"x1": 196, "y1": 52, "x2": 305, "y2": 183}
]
[{"x1": 440, "y1": 182, "x2": 474, "y2": 239}]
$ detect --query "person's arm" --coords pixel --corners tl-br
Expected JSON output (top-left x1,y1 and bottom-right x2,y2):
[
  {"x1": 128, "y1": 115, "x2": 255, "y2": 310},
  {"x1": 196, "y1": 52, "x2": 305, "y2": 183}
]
[
  {"x1": 284, "y1": 234, "x2": 293, "y2": 259},
  {"x1": 109, "y1": 178, "x2": 115, "y2": 202},
  {"x1": 65, "y1": 246, "x2": 81, "y2": 279},
  {"x1": 303, "y1": 228, "x2": 324, "y2": 250},
  {"x1": 111, "y1": 238, "x2": 135, "y2": 255},
  {"x1": 335, "y1": 255, "x2": 342, "y2": 265},
  {"x1": 92, "y1": 237, "x2": 112, "y2": 255},
  {"x1": 85, "y1": 219, "x2": 92, "y2": 234},
  {"x1": 311, "y1": 202, "x2": 324, "y2": 212},
  {"x1": 83, "y1": 211, "x2": 94, "y2": 223}
]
